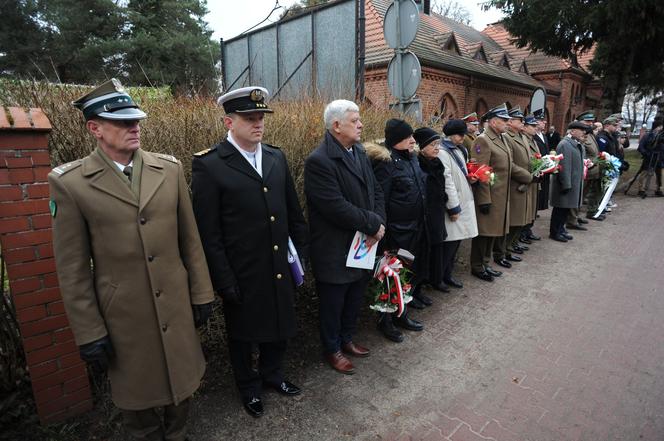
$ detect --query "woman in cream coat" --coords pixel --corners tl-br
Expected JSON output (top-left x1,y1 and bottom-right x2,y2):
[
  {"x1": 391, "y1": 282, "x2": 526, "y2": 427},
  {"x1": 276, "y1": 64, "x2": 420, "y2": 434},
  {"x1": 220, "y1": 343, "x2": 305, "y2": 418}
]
[{"x1": 436, "y1": 120, "x2": 479, "y2": 289}]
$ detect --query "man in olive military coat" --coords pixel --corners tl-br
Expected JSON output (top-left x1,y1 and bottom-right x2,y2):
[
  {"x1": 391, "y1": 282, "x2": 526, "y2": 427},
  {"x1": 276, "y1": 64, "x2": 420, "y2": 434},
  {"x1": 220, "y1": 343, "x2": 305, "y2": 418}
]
[
  {"x1": 462, "y1": 112, "x2": 480, "y2": 156},
  {"x1": 493, "y1": 106, "x2": 533, "y2": 268},
  {"x1": 49, "y1": 79, "x2": 215, "y2": 441},
  {"x1": 470, "y1": 104, "x2": 513, "y2": 282},
  {"x1": 191, "y1": 86, "x2": 308, "y2": 418}
]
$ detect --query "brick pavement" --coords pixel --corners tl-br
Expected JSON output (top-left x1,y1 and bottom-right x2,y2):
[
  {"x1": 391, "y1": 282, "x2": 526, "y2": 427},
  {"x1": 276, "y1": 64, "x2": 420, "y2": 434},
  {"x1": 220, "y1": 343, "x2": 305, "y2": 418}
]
[{"x1": 156, "y1": 194, "x2": 664, "y2": 441}]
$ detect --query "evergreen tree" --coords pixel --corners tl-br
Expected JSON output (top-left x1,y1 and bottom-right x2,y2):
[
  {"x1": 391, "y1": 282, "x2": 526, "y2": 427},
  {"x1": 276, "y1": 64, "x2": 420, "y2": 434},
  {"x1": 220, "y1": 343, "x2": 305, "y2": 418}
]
[{"x1": 122, "y1": 0, "x2": 219, "y2": 94}]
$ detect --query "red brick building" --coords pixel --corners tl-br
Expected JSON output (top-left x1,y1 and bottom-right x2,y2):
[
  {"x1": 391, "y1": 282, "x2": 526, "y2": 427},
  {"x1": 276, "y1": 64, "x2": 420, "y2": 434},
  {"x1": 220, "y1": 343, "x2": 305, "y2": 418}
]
[{"x1": 364, "y1": 0, "x2": 600, "y2": 131}]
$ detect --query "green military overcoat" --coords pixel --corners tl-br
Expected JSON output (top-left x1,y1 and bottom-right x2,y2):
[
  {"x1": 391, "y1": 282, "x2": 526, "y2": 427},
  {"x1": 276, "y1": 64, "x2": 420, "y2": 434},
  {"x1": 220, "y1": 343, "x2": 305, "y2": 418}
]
[
  {"x1": 523, "y1": 133, "x2": 541, "y2": 223},
  {"x1": 503, "y1": 128, "x2": 534, "y2": 227},
  {"x1": 48, "y1": 148, "x2": 214, "y2": 410},
  {"x1": 471, "y1": 126, "x2": 512, "y2": 237}
]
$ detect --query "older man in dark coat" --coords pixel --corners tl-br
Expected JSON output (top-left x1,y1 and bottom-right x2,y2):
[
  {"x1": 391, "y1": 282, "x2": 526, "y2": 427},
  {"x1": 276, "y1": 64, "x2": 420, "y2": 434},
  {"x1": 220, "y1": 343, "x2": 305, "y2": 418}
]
[
  {"x1": 304, "y1": 99, "x2": 385, "y2": 375},
  {"x1": 192, "y1": 87, "x2": 308, "y2": 418},
  {"x1": 549, "y1": 122, "x2": 586, "y2": 242}
]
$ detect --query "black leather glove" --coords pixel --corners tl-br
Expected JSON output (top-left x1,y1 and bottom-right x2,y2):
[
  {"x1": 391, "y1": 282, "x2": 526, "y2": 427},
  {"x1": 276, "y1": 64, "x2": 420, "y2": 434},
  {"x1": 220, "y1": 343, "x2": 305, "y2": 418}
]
[
  {"x1": 560, "y1": 188, "x2": 571, "y2": 195},
  {"x1": 479, "y1": 204, "x2": 491, "y2": 215},
  {"x1": 192, "y1": 302, "x2": 213, "y2": 328},
  {"x1": 221, "y1": 286, "x2": 242, "y2": 305},
  {"x1": 79, "y1": 335, "x2": 115, "y2": 373}
]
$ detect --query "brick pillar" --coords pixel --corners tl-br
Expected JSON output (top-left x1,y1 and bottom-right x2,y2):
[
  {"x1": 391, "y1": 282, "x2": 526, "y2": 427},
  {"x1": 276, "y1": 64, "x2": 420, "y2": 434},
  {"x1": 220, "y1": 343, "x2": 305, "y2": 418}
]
[{"x1": 0, "y1": 107, "x2": 92, "y2": 424}]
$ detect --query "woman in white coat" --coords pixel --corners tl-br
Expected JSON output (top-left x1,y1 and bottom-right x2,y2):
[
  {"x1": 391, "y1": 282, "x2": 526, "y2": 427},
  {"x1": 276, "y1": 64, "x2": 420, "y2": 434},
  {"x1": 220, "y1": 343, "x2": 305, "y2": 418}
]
[{"x1": 436, "y1": 120, "x2": 479, "y2": 289}]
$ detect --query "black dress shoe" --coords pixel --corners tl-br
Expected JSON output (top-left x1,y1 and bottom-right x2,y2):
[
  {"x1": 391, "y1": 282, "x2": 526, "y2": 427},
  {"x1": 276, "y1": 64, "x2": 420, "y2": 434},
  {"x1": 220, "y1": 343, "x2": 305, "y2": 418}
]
[
  {"x1": 506, "y1": 254, "x2": 522, "y2": 262},
  {"x1": 443, "y1": 277, "x2": 463, "y2": 289},
  {"x1": 471, "y1": 270, "x2": 494, "y2": 282},
  {"x1": 266, "y1": 381, "x2": 301, "y2": 396},
  {"x1": 577, "y1": 218, "x2": 589, "y2": 224},
  {"x1": 414, "y1": 293, "x2": 433, "y2": 306},
  {"x1": 527, "y1": 233, "x2": 541, "y2": 241},
  {"x1": 378, "y1": 314, "x2": 403, "y2": 343},
  {"x1": 393, "y1": 314, "x2": 424, "y2": 331},
  {"x1": 587, "y1": 214, "x2": 605, "y2": 221},
  {"x1": 519, "y1": 237, "x2": 532, "y2": 245},
  {"x1": 493, "y1": 258, "x2": 512, "y2": 268},
  {"x1": 485, "y1": 267, "x2": 503, "y2": 277},
  {"x1": 408, "y1": 297, "x2": 425, "y2": 310},
  {"x1": 561, "y1": 232, "x2": 573, "y2": 240},
  {"x1": 244, "y1": 397, "x2": 264, "y2": 418},
  {"x1": 549, "y1": 234, "x2": 568, "y2": 242},
  {"x1": 567, "y1": 223, "x2": 587, "y2": 231},
  {"x1": 431, "y1": 283, "x2": 450, "y2": 292},
  {"x1": 514, "y1": 243, "x2": 529, "y2": 251},
  {"x1": 509, "y1": 247, "x2": 524, "y2": 255}
]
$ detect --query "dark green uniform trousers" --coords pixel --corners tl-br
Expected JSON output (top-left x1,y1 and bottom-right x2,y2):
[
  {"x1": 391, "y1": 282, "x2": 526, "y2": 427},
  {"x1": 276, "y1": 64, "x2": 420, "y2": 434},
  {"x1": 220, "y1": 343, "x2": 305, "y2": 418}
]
[
  {"x1": 471, "y1": 235, "x2": 495, "y2": 273},
  {"x1": 122, "y1": 398, "x2": 190, "y2": 441}
]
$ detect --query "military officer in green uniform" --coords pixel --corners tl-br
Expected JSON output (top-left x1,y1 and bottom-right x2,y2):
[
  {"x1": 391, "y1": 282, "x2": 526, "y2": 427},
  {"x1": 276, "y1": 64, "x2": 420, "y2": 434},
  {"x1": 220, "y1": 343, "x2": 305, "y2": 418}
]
[
  {"x1": 577, "y1": 111, "x2": 604, "y2": 222},
  {"x1": 494, "y1": 106, "x2": 534, "y2": 268},
  {"x1": 470, "y1": 104, "x2": 512, "y2": 282},
  {"x1": 48, "y1": 79, "x2": 215, "y2": 441},
  {"x1": 462, "y1": 112, "x2": 480, "y2": 157}
]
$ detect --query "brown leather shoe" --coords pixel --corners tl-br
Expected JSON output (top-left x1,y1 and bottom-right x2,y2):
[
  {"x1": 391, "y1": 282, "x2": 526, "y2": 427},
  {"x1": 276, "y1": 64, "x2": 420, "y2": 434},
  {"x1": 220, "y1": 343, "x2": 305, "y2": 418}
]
[
  {"x1": 324, "y1": 351, "x2": 355, "y2": 374},
  {"x1": 341, "y1": 342, "x2": 370, "y2": 358}
]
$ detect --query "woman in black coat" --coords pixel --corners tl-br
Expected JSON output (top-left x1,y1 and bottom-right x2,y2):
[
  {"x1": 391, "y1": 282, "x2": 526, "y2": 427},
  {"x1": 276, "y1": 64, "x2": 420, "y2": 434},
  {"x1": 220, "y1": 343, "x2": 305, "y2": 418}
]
[{"x1": 414, "y1": 127, "x2": 449, "y2": 292}]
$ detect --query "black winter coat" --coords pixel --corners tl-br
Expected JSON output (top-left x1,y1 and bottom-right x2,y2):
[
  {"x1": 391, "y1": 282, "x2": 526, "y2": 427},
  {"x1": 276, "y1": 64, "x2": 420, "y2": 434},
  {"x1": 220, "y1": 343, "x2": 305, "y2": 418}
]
[
  {"x1": 191, "y1": 140, "x2": 308, "y2": 342},
  {"x1": 418, "y1": 154, "x2": 448, "y2": 245},
  {"x1": 304, "y1": 131, "x2": 386, "y2": 284},
  {"x1": 368, "y1": 145, "x2": 429, "y2": 282}
]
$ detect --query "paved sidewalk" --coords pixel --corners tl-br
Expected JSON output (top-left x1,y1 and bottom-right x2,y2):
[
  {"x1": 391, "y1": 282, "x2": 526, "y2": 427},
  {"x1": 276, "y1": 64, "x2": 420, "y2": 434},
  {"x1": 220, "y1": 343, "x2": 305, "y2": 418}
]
[{"x1": 183, "y1": 194, "x2": 664, "y2": 441}]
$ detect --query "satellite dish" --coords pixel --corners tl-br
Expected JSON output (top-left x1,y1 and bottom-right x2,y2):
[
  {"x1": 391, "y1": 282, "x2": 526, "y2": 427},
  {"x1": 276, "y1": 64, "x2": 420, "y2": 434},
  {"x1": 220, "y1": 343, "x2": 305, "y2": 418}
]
[
  {"x1": 387, "y1": 51, "x2": 422, "y2": 100},
  {"x1": 383, "y1": 0, "x2": 420, "y2": 49},
  {"x1": 530, "y1": 87, "x2": 547, "y2": 118}
]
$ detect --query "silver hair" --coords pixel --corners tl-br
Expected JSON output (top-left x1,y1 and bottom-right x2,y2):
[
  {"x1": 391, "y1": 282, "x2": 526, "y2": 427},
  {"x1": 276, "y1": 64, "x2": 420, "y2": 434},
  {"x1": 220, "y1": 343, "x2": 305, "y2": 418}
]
[{"x1": 323, "y1": 100, "x2": 360, "y2": 130}]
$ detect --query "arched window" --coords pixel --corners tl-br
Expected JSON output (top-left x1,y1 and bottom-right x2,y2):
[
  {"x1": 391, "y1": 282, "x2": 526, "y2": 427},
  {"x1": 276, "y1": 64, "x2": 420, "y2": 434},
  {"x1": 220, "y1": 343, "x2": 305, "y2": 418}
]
[
  {"x1": 475, "y1": 98, "x2": 488, "y2": 117},
  {"x1": 440, "y1": 93, "x2": 458, "y2": 120},
  {"x1": 564, "y1": 109, "x2": 572, "y2": 128}
]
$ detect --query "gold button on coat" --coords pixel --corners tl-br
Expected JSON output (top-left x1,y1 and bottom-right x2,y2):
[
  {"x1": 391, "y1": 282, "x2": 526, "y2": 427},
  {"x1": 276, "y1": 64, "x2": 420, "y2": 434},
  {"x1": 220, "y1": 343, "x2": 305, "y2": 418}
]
[{"x1": 273, "y1": 245, "x2": 279, "y2": 251}]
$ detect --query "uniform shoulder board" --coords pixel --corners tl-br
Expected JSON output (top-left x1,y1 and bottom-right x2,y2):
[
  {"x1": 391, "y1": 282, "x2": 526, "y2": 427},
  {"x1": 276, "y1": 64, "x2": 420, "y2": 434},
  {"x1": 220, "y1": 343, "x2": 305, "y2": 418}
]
[
  {"x1": 154, "y1": 153, "x2": 179, "y2": 163},
  {"x1": 193, "y1": 147, "x2": 216, "y2": 157},
  {"x1": 51, "y1": 159, "x2": 82, "y2": 176}
]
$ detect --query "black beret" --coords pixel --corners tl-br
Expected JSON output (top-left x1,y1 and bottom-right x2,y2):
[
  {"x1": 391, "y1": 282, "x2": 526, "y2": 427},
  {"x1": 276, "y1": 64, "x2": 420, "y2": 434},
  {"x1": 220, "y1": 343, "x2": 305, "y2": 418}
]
[
  {"x1": 413, "y1": 127, "x2": 441, "y2": 148},
  {"x1": 443, "y1": 119, "x2": 468, "y2": 137}
]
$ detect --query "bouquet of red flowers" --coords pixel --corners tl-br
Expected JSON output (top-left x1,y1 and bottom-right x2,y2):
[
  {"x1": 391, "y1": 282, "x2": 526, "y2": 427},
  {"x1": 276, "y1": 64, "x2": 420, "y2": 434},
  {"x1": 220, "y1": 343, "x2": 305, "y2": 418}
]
[
  {"x1": 466, "y1": 161, "x2": 495, "y2": 185},
  {"x1": 367, "y1": 253, "x2": 413, "y2": 316},
  {"x1": 531, "y1": 151, "x2": 563, "y2": 177}
]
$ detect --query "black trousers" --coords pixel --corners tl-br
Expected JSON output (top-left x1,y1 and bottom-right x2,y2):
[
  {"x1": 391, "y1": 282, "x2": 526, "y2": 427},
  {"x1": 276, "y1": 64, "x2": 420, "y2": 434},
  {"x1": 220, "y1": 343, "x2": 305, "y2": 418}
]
[
  {"x1": 441, "y1": 240, "x2": 460, "y2": 281},
  {"x1": 228, "y1": 339, "x2": 286, "y2": 401},
  {"x1": 550, "y1": 207, "x2": 569, "y2": 236},
  {"x1": 317, "y1": 277, "x2": 369, "y2": 354}
]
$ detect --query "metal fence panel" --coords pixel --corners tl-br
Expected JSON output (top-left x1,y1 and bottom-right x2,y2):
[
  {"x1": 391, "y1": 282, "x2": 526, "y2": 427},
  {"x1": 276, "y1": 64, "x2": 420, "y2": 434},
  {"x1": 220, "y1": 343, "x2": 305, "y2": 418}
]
[
  {"x1": 224, "y1": 38, "x2": 249, "y2": 90},
  {"x1": 222, "y1": 0, "x2": 357, "y2": 100},
  {"x1": 277, "y1": 15, "x2": 313, "y2": 98},
  {"x1": 314, "y1": 0, "x2": 357, "y2": 100},
  {"x1": 248, "y1": 27, "x2": 278, "y2": 94}
]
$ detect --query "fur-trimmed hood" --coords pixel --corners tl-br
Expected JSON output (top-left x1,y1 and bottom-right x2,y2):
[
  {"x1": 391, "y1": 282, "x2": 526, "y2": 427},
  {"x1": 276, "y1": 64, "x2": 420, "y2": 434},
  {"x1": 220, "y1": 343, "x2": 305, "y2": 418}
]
[{"x1": 364, "y1": 141, "x2": 392, "y2": 162}]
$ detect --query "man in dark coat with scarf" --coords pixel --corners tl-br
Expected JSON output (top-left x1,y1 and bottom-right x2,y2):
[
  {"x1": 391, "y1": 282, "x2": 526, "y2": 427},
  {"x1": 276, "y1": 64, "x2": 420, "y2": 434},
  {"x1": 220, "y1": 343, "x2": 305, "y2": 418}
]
[
  {"x1": 367, "y1": 119, "x2": 428, "y2": 343},
  {"x1": 304, "y1": 99, "x2": 385, "y2": 375},
  {"x1": 549, "y1": 122, "x2": 586, "y2": 242},
  {"x1": 191, "y1": 87, "x2": 308, "y2": 418}
]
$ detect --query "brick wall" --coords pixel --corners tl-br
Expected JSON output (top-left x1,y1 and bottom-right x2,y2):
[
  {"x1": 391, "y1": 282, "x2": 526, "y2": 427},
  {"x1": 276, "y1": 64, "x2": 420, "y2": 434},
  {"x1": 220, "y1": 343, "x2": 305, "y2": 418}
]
[
  {"x1": 0, "y1": 107, "x2": 92, "y2": 424},
  {"x1": 365, "y1": 65, "x2": 555, "y2": 127}
]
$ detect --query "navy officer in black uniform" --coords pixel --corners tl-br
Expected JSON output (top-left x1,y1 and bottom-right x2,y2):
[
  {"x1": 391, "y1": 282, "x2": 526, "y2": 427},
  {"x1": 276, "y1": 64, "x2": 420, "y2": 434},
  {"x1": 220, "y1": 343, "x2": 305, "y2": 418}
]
[{"x1": 191, "y1": 86, "x2": 308, "y2": 418}]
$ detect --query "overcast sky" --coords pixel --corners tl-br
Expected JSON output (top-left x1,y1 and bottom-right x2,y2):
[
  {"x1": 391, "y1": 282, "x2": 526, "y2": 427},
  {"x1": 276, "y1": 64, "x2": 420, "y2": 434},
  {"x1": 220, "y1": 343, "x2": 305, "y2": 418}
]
[{"x1": 205, "y1": 0, "x2": 504, "y2": 41}]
